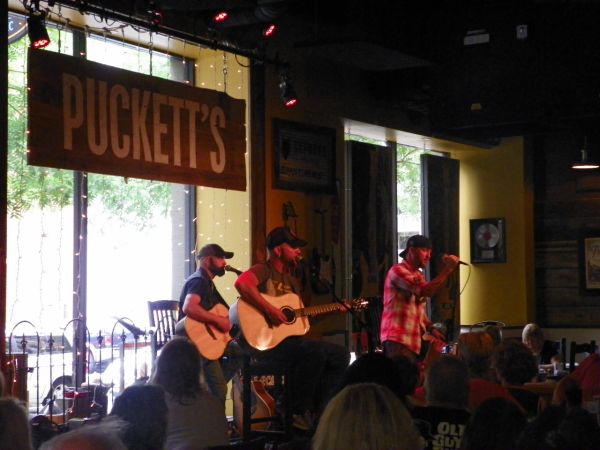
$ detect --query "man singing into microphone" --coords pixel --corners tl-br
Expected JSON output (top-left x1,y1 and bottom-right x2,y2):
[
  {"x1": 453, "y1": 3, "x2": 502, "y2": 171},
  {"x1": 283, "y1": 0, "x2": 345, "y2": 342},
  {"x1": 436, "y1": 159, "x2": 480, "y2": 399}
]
[
  {"x1": 380, "y1": 234, "x2": 459, "y2": 362},
  {"x1": 178, "y1": 243, "x2": 243, "y2": 405}
]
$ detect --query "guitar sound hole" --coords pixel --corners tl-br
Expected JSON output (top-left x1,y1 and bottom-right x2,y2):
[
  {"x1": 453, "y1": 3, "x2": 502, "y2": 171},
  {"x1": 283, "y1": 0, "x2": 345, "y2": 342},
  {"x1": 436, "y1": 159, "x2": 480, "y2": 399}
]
[{"x1": 281, "y1": 307, "x2": 296, "y2": 324}]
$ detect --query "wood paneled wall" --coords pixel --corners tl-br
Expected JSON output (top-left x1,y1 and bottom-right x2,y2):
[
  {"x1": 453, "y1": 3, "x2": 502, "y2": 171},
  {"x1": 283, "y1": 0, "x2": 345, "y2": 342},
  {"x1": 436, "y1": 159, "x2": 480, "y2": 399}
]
[{"x1": 534, "y1": 132, "x2": 600, "y2": 326}]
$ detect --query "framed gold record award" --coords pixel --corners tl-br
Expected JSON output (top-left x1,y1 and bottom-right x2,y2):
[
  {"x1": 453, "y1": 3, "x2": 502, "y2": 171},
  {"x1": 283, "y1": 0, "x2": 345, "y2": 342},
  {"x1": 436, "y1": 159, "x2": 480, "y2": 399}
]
[{"x1": 470, "y1": 218, "x2": 506, "y2": 264}]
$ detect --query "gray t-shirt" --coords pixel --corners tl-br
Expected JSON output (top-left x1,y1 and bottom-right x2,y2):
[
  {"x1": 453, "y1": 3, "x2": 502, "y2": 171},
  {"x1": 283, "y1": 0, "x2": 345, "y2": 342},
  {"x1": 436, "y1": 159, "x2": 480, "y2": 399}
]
[{"x1": 164, "y1": 391, "x2": 228, "y2": 450}]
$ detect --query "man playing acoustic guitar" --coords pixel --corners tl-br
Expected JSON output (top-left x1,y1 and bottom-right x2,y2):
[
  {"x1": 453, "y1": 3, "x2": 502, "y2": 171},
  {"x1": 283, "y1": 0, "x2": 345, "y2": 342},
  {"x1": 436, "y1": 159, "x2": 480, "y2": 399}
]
[
  {"x1": 178, "y1": 243, "x2": 243, "y2": 405},
  {"x1": 234, "y1": 226, "x2": 349, "y2": 431}
]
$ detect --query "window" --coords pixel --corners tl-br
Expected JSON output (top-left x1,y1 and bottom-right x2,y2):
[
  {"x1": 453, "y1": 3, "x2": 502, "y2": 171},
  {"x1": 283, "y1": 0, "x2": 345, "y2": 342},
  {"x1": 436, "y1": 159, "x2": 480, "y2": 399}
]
[{"x1": 6, "y1": 20, "x2": 193, "y2": 408}]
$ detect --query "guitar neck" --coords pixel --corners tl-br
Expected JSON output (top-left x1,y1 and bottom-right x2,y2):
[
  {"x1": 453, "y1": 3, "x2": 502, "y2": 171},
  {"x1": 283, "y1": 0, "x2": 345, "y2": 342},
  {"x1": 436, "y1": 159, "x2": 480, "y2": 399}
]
[{"x1": 294, "y1": 302, "x2": 345, "y2": 318}]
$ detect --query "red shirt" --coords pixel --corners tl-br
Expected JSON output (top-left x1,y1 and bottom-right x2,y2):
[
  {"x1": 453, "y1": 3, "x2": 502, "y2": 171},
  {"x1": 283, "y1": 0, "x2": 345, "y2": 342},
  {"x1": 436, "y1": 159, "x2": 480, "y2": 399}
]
[
  {"x1": 571, "y1": 352, "x2": 600, "y2": 402},
  {"x1": 380, "y1": 260, "x2": 432, "y2": 355}
]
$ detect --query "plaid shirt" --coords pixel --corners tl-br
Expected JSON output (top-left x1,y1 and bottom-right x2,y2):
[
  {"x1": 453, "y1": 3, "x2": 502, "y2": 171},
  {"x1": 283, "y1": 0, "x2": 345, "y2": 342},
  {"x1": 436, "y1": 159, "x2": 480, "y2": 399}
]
[{"x1": 380, "y1": 260, "x2": 432, "y2": 355}]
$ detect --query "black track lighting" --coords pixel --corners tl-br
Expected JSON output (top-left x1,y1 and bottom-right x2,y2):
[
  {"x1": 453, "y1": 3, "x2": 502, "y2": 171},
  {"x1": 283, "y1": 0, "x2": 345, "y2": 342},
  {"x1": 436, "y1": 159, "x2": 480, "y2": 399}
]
[
  {"x1": 28, "y1": 12, "x2": 50, "y2": 49},
  {"x1": 279, "y1": 72, "x2": 298, "y2": 108}
]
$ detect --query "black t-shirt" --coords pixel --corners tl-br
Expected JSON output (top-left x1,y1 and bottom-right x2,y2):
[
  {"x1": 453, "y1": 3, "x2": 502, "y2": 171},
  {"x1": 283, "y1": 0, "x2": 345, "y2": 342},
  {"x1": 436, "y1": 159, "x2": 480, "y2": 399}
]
[
  {"x1": 412, "y1": 405, "x2": 471, "y2": 450},
  {"x1": 178, "y1": 268, "x2": 228, "y2": 320}
]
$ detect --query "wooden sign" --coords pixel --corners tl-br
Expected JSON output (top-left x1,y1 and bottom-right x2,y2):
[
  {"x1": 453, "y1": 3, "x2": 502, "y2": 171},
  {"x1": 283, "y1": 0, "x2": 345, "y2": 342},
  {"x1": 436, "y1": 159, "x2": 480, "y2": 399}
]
[{"x1": 27, "y1": 49, "x2": 247, "y2": 190}]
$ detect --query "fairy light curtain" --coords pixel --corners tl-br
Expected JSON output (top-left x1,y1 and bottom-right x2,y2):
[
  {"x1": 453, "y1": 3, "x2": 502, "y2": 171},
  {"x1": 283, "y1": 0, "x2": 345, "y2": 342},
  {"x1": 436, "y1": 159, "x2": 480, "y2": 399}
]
[{"x1": 7, "y1": 10, "x2": 251, "y2": 413}]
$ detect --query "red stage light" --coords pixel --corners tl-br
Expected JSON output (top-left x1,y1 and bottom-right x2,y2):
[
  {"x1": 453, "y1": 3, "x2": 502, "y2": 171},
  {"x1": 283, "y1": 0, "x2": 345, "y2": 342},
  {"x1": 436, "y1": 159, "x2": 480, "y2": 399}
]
[
  {"x1": 28, "y1": 14, "x2": 50, "y2": 49},
  {"x1": 263, "y1": 24, "x2": 276, "y2": 37},
  {"x1": 213, "y1": 11, "x2": 229, "y2": 23}
]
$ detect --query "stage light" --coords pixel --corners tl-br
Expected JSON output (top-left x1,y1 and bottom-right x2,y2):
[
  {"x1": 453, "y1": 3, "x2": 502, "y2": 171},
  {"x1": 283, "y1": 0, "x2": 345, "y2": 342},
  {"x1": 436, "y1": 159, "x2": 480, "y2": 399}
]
[
  {"x1": 28, "y1": 12, "x2": 50, "y2": 49},
  {"x1": 262, "y1": 24, "x2": 277, "y2": 38},
  {"x1": 150, "y1": 9, "x2": 163, "y2": 27},
  {"x1": 213, "y1": 11, "x2": 229, "y2": 23},
  {"x1": 279, "y1": 73, "x2": 298, "y2": 108}
]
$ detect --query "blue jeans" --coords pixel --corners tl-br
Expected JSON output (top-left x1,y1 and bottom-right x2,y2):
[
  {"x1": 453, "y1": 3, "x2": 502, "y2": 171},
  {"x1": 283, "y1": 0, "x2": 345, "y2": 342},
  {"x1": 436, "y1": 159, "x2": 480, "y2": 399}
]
[{"x1": 202, "y1": 340, "x2": 244, "y2": 404}]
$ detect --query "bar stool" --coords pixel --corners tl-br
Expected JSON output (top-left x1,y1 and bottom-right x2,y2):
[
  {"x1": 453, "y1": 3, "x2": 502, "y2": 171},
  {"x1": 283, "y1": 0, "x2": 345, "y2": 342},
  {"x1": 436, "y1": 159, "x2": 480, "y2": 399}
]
[{"x1": 240, "y1": 353, "x2": 294, "y2": 442}]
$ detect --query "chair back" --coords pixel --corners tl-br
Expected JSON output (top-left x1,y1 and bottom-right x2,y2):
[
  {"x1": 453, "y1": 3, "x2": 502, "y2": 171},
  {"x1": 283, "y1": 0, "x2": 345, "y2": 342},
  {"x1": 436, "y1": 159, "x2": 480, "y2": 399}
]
[
  {"x1": 469, "y1": 320, "x2": 506, "y2": 342},
  {"x1": 569, "y1": 340, "x2": 597, "y2": 373},
  {"x1": 148, "y1": 300, "x2": 180, "y2": 361},
  {"x1": 555, "y1": 338, "x2": 567, "y2": 364}
]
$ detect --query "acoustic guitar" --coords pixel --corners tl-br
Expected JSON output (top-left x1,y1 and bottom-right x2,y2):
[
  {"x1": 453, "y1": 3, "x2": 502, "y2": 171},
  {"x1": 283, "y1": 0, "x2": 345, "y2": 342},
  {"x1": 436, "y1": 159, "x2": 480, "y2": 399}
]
[
  {"x1": 232, "y1": 374, "x2": 277, "y2": 432},
  {"x1": 229, "y1": 293, "x2": 368, "y2": 351},
  {"x1": 176, "y1": 303, "x2": 232, "y2": 360}
]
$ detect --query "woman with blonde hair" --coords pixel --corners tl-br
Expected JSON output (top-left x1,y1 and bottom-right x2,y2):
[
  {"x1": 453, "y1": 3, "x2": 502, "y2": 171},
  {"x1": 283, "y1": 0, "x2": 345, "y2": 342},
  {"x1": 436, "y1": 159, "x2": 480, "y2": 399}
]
[{"x1": 312, "y1": 382, "x2": 424, "y2": 450}]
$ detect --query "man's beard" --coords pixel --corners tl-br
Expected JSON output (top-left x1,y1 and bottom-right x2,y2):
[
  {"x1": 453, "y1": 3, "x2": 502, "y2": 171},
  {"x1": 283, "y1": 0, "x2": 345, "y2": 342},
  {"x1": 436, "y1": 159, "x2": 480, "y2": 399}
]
[{"x1": 213, "y1": 266, "x2": 226, "y2": 277}]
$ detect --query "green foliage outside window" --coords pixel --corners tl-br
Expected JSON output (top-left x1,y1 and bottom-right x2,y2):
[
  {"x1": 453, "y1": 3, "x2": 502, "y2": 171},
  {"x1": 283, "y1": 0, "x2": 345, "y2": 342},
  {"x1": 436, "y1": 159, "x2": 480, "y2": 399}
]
[{"x1": 7, "y1": 28, "x2": 172, "y2": 228}]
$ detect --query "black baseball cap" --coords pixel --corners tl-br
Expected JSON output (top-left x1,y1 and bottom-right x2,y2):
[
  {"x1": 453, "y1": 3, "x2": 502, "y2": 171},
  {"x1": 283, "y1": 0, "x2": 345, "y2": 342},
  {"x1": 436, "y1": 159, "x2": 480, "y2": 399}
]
[
  {"x1": 399, "y1": 234, "x2": 431, "y2": 259},
  {"x1": 197, "y1": 244, "x2": 234, "y2": 259},
  {"x1": 267, "y1": 226, "x2": 307, "y2": 250}
]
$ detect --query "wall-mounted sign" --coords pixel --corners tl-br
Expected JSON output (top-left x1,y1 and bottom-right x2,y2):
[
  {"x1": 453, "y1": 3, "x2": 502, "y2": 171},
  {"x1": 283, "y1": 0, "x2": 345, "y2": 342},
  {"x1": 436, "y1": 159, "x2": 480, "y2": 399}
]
[
  {"x1": 28, "y1": 49, "x2": 247, "y2": 190},
  {"x1": 8, "y1": 12, "x2": 28, "y2": 44},
  {"x1": 272, "y1": 119, "x2": 336, "y2": 193}
]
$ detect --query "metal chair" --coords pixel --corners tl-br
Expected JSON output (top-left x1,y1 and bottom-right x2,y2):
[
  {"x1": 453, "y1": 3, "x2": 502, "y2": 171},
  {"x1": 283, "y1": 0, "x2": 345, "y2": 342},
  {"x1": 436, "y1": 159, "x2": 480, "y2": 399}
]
[
  {"x1": 569, "y1": 340, "x2": 597, "y2": 373},
  {"x1": 147, "y1": 300, "x2": 180, "y2": 362}
]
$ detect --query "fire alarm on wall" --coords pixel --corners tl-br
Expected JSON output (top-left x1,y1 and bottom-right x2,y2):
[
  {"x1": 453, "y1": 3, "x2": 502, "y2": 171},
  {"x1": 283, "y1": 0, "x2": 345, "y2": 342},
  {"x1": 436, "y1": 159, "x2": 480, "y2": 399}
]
[{"x1": 516, "y1": 24, "x2": 528, "y2": 40}]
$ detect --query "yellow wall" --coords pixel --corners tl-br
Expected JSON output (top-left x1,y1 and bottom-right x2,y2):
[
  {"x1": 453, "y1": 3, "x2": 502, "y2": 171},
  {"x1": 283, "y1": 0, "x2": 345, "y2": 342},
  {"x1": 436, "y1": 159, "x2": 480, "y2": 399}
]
[{"x1": 450, "y1": 137, "x2": 532, "y2": 326}]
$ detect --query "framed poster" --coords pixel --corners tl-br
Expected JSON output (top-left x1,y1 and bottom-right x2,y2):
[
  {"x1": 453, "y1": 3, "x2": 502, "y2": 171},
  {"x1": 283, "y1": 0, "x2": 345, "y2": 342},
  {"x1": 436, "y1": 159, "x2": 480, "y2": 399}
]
[
  {"x1": 272, "y1": 119, "x2": 336, "y2": 193},
  {"x1": 470, "y1": 218, "x2": 506, "y2": 264},
  {"x1": 581, "y1": 234, "x2": 600, "y2": 291}
]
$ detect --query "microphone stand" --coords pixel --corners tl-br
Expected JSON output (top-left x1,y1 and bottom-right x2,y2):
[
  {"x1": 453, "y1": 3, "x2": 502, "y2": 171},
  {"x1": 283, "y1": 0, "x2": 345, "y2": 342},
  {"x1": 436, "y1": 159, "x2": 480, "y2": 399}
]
[{"x1": 322, "y1": 279, "x2": 377, "y2": 354}]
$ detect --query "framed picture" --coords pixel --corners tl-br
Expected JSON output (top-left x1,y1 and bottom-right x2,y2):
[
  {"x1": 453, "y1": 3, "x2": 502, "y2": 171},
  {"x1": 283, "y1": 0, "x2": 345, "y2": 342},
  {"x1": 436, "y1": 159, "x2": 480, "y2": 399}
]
[
  {"x1": 580, "y1": 232, "x2": 600, "y2": 291},
  {"x1": 272, "y1": 119, "x2": 336, "y2": 193},
  {"x1": 470, "y1": 218, "x2": 506, "y2": 264}
]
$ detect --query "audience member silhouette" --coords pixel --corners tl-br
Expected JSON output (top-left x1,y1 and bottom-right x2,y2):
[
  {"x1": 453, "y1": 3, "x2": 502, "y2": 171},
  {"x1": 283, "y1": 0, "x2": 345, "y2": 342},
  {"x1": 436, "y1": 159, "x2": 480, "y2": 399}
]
[
  {"x1": 151, "y1": 337, "x2": 228, "y2": 450},
  {"x1": 455, "y1": 331, "x2": 519, "y2": 411},
  {"x1": 517, "y1": 405, "x2": 600, "y2": 450},
  {"x1": 39, "y1": 420, "x2": 127, "y2": 450},
  {"x1": 517, "y1": 405, "x2": 566, "y2": 450},
  {"x1": 460, "y1": 397, "x2": 526, "y2": 450},
  {"x1": 312, "y1": 382, "x2": 424, "y2": 450},
  {"x1": 110, "y1": 384, "x2": 168, "y2": 450},
  {"x1": 336, "y1": 352, "x2": 410, "y2": 403},
  {"x1": 492, "y1": 340, "x2": 539, "y2": 417},
  {"x1": 0, "y1": 397, "x2": 33, "y2": 450},
  {"x1": 522, "y1": 323, "x2": 561, "y2": 365},
  {"x1": 552, "y1": 350, "x2": 600, "y2": 408},
  {"x1": 412, "y1": 356, "x2": 471, "y2": 450}
]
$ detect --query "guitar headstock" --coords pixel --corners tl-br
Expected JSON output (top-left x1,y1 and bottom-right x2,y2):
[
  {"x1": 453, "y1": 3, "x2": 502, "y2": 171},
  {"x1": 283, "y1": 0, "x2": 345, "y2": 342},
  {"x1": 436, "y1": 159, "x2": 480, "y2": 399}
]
[{"x1": 349, "y1": 298, "x2": 370, "y2": 311}]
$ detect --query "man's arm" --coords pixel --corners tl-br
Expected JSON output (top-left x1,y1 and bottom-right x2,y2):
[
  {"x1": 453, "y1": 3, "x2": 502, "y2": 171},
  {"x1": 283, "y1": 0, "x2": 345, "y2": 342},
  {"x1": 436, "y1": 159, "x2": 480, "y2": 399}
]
[
  {"x1": 417, "y1": 255, "x2": 459, "y2": 298},
  {"x1": 182, "y1": 293, "x2": 231, "y2": 332},
  {"x1": 234, "y1": 271, "x2": 287, "y2": 325},
  {"x1": 551, "y1": 373, "x2": 579, "y2": 405}
]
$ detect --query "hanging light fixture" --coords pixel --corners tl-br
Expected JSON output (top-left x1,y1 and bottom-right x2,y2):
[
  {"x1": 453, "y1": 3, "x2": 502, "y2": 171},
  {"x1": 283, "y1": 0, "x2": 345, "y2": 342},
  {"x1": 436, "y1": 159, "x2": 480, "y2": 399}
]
[
  {"x1": 572, "y1": 137, "x2": 599, "y2": 170},
  {"x1": 28, "y1": 11, "x2": 50, "y2": 49}
]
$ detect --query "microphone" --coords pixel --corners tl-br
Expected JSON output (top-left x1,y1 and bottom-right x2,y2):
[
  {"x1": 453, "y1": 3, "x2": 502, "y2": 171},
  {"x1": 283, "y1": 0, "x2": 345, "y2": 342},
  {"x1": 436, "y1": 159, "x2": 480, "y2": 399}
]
[
  {"x1": 443, "y1": 254, "x2": 469, "y2": 266},
  {"x1": 224, "y1": 265, "x2": 243, "y2": 276},
  {"x1": 115, "y1": 318, "x2": 145, "y2": 338}
]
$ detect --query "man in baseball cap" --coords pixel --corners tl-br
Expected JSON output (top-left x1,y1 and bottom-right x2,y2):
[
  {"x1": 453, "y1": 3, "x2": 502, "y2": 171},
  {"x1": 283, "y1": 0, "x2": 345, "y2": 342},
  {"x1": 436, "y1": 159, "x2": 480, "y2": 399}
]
[
  {"x1": 381, "y1": 234, "x2": 459, "y2": 361},
  {"x1": 235, "y1": 226, "x2": 349, "y2": 430},
  {"x1": 266, "y1": 226, "x2": 308, "y2": 250},
  {"x1": 177, "y1": 242, "x2": 241, "y2": 406},
  {"x1": 399, "y1": 234, "x2": 431, "y2": 259},
  {"x1": 198, "y1": 243, "x2": 234, "y2": 260}
]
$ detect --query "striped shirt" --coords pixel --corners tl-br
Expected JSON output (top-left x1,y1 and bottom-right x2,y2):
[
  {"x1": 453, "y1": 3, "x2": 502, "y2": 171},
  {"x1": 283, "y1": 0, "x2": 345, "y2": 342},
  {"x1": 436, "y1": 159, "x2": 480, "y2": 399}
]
[{"x1": 380, "y1": 260, "x2": 432, "y2": 355}]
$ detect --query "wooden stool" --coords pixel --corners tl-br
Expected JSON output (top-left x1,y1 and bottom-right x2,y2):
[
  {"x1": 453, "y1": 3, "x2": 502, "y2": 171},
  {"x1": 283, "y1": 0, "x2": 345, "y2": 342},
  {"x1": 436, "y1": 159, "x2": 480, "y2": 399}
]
[{"x1": 240, "y1": 354, "x2": 294, "y2": 442}]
